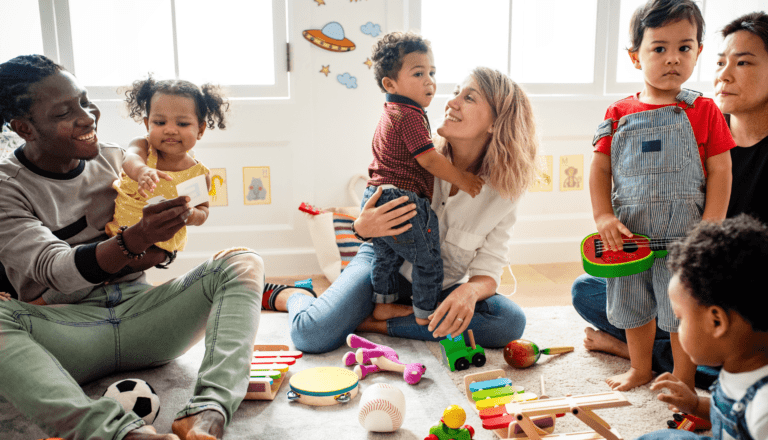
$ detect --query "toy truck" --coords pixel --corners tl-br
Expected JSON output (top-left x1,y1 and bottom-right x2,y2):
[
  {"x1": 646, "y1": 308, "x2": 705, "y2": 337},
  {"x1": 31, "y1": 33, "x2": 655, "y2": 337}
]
[{"x1": 439, "y1": 329, "x2": 486, "y2": 372}]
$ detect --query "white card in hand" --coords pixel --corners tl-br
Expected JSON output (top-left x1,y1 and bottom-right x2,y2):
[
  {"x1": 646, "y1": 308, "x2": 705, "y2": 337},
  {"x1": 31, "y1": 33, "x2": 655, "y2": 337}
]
[
  {"x1": 175, "y1": 174, "x2": 209, "y2": 207},
  {"x1": 145, "y1": 175, "x2": 209, "y2": 206}
]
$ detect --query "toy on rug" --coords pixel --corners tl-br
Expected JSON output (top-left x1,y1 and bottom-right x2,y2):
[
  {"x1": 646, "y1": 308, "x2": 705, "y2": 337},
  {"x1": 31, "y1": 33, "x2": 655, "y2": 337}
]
[
  {"x1": 102, "y1": 378, "x2": 161, "y2": 424},
  {"x1": 358, "y1": 383, "x2": 406, "y2": 432},
  {"x1": 463, "y1": 369, "x2": 631, "y2": 440},
  {"x1": 666, "y1": 413, "x2": 712, "y2": 431},
  {"x1": 425, "y1": 405, "x2": 475, "y2": 440},
  {"x1": 343, "y1": 334, "x2": 426, "y2": 385},
  {"x1": 246, "y1": 344, "x2": 303, "y2": 400},
  {"x1": 287, "y1": 366, "x2": 359, "y2": 406},
  {"x1": 439, "y1": 329, "x2": 486, "y2": 372},
  {"x1": 503, "y1": 339, "x2": 573, "y2": 369}
]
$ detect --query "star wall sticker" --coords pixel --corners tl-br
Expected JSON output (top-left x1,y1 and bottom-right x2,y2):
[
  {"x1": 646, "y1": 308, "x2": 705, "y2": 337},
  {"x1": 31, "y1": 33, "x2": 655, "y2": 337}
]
[
  {"x1": 363, "y1": 58, "x2": 373, "y2": 69},
  {"x1": 314, "y1": 0, "x2": 325, "y2": 5},
  {"x1": 320, "y1": 65, "x2": 331, "y2": 76}
]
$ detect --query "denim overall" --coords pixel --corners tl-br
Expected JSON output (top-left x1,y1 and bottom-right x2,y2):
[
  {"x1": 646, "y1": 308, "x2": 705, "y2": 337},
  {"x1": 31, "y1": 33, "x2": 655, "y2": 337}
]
[
  {"x1": 708, "y1": 376, "x2": 768, "y2": 440},
  {"x1": 592, "y1": 89, "x2": 706, "y2": 332},
  {"x1": 636, "y1": 376, "x2": 768, "y2": 439}
]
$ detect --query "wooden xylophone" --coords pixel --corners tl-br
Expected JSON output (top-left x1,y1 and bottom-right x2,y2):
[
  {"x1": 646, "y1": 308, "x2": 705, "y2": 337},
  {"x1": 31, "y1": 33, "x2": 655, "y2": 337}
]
[
  {"x1": 463, "y1": 369, "x2": 631, "y2": 439},
  {"x1": 245, "y1": 344, "x2": 303, "y2": 400}
]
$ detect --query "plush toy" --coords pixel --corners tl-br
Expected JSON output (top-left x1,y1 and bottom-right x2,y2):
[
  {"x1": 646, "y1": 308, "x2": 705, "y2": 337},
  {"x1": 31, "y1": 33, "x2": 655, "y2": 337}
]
[{"x1": 343, "y1": 334, "x2": 426, "y2": 385}]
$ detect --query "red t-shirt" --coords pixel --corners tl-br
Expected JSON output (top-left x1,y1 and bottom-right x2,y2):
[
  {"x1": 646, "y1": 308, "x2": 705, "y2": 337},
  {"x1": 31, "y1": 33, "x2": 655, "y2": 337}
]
[
  {"x1": 367, "y1": 94, "x2": 435, "y2": 200},
  {"x1": 594, "y1": 93, "x2": 735, "y2": 176}
]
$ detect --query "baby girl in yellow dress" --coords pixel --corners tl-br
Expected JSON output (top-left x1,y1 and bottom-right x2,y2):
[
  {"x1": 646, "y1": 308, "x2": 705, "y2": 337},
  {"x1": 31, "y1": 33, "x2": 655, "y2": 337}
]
[{"x1": 105, "y1": 76, "x2": 229, "y2": 265}]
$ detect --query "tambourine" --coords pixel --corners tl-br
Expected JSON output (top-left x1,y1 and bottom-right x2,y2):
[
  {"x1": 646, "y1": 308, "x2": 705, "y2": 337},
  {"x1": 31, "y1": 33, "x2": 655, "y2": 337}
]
[{"x1": 287, "y1": 367, "x2": 359, "y2": 406}]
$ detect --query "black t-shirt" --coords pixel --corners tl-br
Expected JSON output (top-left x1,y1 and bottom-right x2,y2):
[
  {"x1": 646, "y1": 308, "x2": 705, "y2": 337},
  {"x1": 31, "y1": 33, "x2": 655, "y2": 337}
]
[{"x1": 727, "y1": 135, "x2": 768, "y2": 224}]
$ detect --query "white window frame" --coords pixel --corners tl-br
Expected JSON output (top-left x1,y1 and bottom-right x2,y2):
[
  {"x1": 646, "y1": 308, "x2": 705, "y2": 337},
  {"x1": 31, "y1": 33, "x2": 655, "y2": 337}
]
[
  {"x1": 36, "y1": 0, "x2": 288, "y2": 100},
  {"x1": 411, "y1": 0, "x2": 735, "y2": 97},
  {"x1": 410, "y1": 0, "x2": 612, "y2": 96}
]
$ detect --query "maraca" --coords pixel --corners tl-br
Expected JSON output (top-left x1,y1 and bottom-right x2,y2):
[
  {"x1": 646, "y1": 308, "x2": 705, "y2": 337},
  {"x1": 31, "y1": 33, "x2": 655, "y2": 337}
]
[{"x1": 503, "y1": 339, "x2": 573, "y2": 368}]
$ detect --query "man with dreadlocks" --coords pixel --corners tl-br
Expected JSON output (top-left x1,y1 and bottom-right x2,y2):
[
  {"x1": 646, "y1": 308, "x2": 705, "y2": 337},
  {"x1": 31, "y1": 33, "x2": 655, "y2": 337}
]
[{"x1": 0, "y1": 55, "x2": 263, "y2": 440}]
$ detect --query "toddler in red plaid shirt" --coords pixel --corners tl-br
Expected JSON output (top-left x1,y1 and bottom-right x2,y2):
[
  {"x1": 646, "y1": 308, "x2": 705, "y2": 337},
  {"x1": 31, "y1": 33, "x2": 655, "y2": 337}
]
[{"x1": 362, "y1": 31, "x2": 483, "y2": 326}]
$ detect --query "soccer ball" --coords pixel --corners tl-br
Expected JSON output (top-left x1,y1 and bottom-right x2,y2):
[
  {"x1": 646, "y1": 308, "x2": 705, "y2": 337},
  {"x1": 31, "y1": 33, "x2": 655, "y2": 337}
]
[{"x1": 103, "y1": 378, "x2": 161, "y2": 424}]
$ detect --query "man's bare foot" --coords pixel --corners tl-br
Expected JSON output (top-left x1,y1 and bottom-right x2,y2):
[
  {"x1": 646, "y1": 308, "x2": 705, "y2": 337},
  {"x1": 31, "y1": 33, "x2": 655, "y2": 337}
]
[
  {"x1": 606, "y1": 367, "x2": 654, "y2": 391},
  {"x1": 273, "y1": 288, "x2": 315, "y2": 312},
  {"x1": 584, "y1": 327, "x2": 630, "y2": 359},
  {"x1": 171, "y1": 410, "x2": 225, "y2": 440},
  {"x1": 124, "y1": 425, "x2": 179, "y2": 440},
  {"x1": 372, "y1": 303, "x2": 414, "y2": 321}
]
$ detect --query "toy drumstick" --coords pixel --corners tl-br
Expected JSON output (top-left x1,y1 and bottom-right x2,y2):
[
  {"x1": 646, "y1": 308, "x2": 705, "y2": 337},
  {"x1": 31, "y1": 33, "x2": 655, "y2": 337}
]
[
  {"x1": 540, "y1": 375, "x2": 548, "y2": 400},
  {"x1": 503, "y1": 339, "x2": 574, "y2": 369}
]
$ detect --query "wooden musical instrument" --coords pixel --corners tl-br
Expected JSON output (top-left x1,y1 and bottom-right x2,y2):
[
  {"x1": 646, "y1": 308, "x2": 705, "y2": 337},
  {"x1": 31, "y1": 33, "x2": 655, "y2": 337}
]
[{"x1": 581, "y1": 233, "x2": 677, "y2": 278}]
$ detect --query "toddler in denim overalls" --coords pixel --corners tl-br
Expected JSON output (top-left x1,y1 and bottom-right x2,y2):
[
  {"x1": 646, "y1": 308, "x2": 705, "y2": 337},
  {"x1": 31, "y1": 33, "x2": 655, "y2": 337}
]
[
  {"x1": 589, "y1": 0, "x2": 734, "y2": 392},
  {"x1": 634, "y1": 216, "x2": 768, "y2": 439}
]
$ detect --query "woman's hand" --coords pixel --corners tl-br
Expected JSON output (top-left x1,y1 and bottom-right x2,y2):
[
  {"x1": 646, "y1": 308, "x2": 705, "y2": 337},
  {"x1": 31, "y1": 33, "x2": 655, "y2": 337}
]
[
  {"x1": 427, "y1": 283, "x2": 479, "y2": 338},
  {"x1": 354, "y1": 186, "x2": 418, "y2": 239}
]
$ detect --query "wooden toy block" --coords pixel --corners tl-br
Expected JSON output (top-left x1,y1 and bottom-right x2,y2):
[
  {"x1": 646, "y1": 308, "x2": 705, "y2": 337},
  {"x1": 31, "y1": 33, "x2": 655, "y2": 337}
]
[
  {"x1": 470, "y1": 378, "x2": 513, "y2": 393},
  {"x1": 245, "y1": 344, "x2": 302, "y2": 401},
  {"x1": 250, "y1": 363, "x2": 290, "y2": 373},
  {"x1": 463, "y1": 369, "x2": 631, "y2": 439},
  {"x1": 251, "y1": 357, "x2": 297, "y2": 365},
  {"x1": 472, "y1": 385, "x2": 524, "y2": 401}
]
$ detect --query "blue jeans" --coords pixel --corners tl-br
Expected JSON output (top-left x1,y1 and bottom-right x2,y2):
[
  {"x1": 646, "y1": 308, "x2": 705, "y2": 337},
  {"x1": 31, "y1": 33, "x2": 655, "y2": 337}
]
[
  {"x1": 635, "y1": 430, "x2": 709, "y2": 439},
  {"x1": 0, "y1": 250, "x2": 264, "y2": 439},
  {"x1": 288, "y1": 243, "x2": 525, "y2": 353},
  {"x1": 571, "y1": 273, "x2": 719, "y2": 389},
  {"x1": 361, "y1": 186, "x2": 442, "y2": 319}
]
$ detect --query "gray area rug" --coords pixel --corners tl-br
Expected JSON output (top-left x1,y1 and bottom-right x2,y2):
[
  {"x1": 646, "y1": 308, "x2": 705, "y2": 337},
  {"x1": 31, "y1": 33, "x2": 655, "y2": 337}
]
[{"x1": 0, "y1": 306, "x2": 710, "y2": 439}]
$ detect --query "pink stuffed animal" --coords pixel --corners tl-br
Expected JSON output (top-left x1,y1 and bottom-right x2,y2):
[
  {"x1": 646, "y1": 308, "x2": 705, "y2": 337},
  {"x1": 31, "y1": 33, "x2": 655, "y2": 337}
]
[{"x1": 342, "y1": 334, "x2": 426, "y2": 385}]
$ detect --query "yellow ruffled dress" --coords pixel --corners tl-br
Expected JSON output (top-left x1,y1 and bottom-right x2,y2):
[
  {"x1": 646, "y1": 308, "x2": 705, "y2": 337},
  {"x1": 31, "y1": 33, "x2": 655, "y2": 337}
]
[{"x1": 105, "y1": 147, "x2": 209, "y2": 252}]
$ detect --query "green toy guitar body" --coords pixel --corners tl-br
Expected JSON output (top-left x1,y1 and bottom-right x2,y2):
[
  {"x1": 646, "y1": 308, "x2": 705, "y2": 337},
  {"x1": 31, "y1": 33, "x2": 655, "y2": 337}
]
[{"x1": 581, "y1": 233, "x2": 674, "y2": 278}]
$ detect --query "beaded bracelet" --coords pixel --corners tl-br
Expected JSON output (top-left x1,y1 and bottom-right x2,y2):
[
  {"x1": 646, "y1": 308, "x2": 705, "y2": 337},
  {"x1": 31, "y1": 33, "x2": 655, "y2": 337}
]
[
  {"x1": 116, "y1": 226, "x2": 146, "y2": 260},
  {"x1": 350, "y1": 221, "x2": 370, "y2": 242}
]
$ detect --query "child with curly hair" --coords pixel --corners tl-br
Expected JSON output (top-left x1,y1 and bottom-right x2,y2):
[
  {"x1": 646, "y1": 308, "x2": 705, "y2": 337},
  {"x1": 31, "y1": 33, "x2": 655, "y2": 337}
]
[
  {"x1": 637, "y1": 214, "x2": 768, "y2": 439},
  {"x1": 105, "y1": 75, "x2": 228, "y2": 267},
  {"x1": 360, "y1": 31, "x2": 484, "y2": 326}
]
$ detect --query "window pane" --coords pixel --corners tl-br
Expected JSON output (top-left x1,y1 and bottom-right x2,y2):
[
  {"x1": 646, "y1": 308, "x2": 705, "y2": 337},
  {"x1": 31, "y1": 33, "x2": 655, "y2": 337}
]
[
  {"x1": 69, "y1": 0, "x2": 175, "y2": 87},
  {"x1": 615, "y1": 0, "x2": 647, "y2": 83},
  {"x1": 0, "y1": 1, "x2": 44, "y2": 63},
  {"x1": 421, "y1": 0, "x2": 509, "y2": 85},
  {"x1": 510, "y1": 0, "x2": 597, "y2": 83},
  {"x1": 698, "y1": 0, "x2": 768, "y2": 83},
  {"x1": 176, "y1": 0, "x2": 275, "y2": 85}
]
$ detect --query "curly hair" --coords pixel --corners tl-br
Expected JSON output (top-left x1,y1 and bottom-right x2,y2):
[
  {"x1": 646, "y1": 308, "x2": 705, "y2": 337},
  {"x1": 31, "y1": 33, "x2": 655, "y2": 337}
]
[
  {"x1": 628, "y1": 0, "x2": 704, "y2": 52},
  {"x1": 722, "y1": 11, "x2": 768, "y2": 56},
  {"x1": 371, "y1": 31, "x2": 431, "y2": 93},
  {"x1": 434, "y1": 67, "x2": 539, "y2": 200},
  {"x1": 667, "y1": 214, "x2": 768, "y2": 332},
  {"x1": 124, "y1": 75, "x2": 229, "y2": 130},
  {"x1": 0, "y1": 55, "x2": 65, "y2": 127}
]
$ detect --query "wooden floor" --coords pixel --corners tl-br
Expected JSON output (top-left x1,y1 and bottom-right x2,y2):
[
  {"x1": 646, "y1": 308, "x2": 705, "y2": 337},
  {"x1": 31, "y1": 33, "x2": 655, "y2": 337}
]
[{"x1": 266, "y1": 261, "x2": 584, "y2": 308}]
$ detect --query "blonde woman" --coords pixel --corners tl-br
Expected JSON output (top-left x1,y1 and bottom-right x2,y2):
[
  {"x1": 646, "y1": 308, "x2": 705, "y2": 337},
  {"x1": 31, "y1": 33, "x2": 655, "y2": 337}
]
[{"x1": 275, "y1": 67, "x2": 539, "y2": 352}]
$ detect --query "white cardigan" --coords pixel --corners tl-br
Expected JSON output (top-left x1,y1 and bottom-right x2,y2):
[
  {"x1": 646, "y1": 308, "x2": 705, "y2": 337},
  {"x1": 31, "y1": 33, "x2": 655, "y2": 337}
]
[{"x1": 400, "y1": 178, "x2": 520, "y2": 289}]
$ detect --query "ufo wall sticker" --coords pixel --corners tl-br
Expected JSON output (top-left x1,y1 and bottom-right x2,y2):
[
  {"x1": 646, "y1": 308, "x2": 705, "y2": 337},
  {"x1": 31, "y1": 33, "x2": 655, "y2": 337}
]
[{"x1": 303, "y1": 22, "x2": 356, "y2": 52}]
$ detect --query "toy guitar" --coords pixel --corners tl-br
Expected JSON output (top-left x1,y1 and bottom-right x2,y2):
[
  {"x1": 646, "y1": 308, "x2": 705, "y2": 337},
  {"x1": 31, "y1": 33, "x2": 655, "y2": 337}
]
[{"x1": 581, "y1": 233, "x2": 679, "y2": 278}]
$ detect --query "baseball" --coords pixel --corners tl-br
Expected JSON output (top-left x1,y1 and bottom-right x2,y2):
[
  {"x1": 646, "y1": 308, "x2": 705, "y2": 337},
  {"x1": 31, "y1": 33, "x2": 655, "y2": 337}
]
[{"x1": 357, "y1": 383, "x2": 406, "y2": 432}]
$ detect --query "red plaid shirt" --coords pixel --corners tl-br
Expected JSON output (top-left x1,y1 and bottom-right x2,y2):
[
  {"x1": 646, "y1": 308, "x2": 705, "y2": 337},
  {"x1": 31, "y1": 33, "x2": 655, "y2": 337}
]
[{"x1": 367, "y1": 94, "x2": 435, "y2": 200}]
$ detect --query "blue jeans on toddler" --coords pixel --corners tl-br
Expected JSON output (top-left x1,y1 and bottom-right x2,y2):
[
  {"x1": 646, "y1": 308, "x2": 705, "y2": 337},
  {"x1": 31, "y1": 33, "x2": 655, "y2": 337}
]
[{"x1": 361, "y1": 185, "x2": 442, "y2": 320}]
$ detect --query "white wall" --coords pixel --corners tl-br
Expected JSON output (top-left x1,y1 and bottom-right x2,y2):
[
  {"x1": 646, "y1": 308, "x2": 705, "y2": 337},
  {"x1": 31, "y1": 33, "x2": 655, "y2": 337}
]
[{"x1": 92, "y1": 1, "x2": 615, "y2": 283}]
